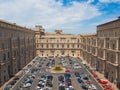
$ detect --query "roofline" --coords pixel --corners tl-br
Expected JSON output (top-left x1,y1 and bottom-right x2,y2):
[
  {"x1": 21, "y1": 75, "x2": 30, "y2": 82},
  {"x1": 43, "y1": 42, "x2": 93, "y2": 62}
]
[
  {"x1": 0, "y1": 19, "x2": 34, "y2": 32},
  {"x1": 97, "y1": 17, "x2": 120, "y2": 27}
]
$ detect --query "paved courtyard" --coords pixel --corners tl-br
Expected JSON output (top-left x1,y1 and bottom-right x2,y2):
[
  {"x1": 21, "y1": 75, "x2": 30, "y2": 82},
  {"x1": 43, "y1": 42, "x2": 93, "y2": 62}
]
[{"x1": 2, "y1": 56, "x2": 104, "y2": 90}]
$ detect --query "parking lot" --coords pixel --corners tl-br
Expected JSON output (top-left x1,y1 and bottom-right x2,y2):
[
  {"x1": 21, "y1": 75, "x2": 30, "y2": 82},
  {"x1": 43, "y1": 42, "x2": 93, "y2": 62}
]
[{"x1": 3, "y1": 56, "x2": 103, "y2": 90}]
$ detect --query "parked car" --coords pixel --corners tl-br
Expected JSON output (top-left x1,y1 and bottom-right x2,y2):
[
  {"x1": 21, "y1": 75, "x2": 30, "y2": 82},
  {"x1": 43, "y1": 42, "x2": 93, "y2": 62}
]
[
  {"x1": 74, "y1": 72, "x2": 80, "y2": 77},
  {"x1": 58, "y1": 75, "x2": 64, "y2": 81},
  {"x1": 77, "y1": 78, "x2": 83, "y2": 83},
  {"x1": 23, "y1": 83, "x2": 32, "y2": 88},
  {"x1": 88, "y1": 84, "x2": 97, "y2": 90},
  {"x1": 46, "y1": 80, "x2": 53, "y2": 87},
  {"x1": 59, "y1": 86, "x2": 65, "y2": 90},
  {"x1": 64, "y1": 74, "x2": 71, "y2": 80},
  {"x1": 73, "y1": 65, "x2": 81, "y2": 69},
  {"x1": 81, "y1": 82, "x2": 88, "y2": 90},
  {"x1": 68, "y1": 86, "x2": 74, "y2": 90},
  {"x1": 66, "y1": 79, "x2": 72, "y2": 86},
  {"x1": 35, "y1": 86, "x2": 42, "y2": 90},
  {"x1": 47, "y1": 75, "x2": 53, "y2": 80}
]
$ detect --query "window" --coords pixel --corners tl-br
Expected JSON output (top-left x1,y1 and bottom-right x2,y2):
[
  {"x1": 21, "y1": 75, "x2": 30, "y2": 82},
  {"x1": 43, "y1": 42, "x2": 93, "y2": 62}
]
[
  {"x1": 73, "y1": 54, "x2": 74, "y2": 56},
  {"x1": 115, "y1": 32, "x2": 117, "y2": 37},
  {"x1": 41, "y1": 44, "x2": 43, "y2": 48},
  {"x1": 57, "y1": 44, "x2": 59, "y2": 48},
  {"x1": 52, "y1": 44, "x2": 54, "y2": 48},
  {"x1": 46, "y1": 44, "x2": 48, "y2": 48},
  {"x1": 112, "y1": 44, "x2": 115, "y2": 50},
  {"x1": 37, "y1": 44, "x2": 39, "y2": 47},
  {"x1": 61, "y1": 50, "x2": 64, "y2": 55},
  {"x1": 62, "y1": 44, "x2": 64, "y2": 48},
  {"x1": 37, "y1": 40, "x2": 38, "y2": 43},
  {"x1": 0, "y1": 32, "x2": 2, "y2": 37},
  {"x1": 4, "y1": 76, "x2": 6, "y2": 82},
  {"x1": 3, "y1": 54, "x2": 6, "y2": 60},
  {"x1": 67, "y1": 44, "x2": 69, "y2": 48},
  {"x1": 72, "y1": 44, "x2": 74, "y2": 48},
  {"x1": 8, "y1": 52, "x2": 10, "y2": 58},
  {"x1": 2, "y1": 43, "x2": 4, "y2": 49},
  {"x1": 61, "y1": 39, "x2": 65, "y2": 43}
]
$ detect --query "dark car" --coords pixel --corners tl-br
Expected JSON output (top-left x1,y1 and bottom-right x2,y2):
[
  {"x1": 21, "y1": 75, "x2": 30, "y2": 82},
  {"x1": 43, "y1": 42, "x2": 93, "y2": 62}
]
[
  {"x1": 66, "y1": 79, "x2": 71, "y2": 86},
  {"x1": 74, "y1": 72, "x2": 80, "y2": 77},
  {"x1": 47, "y1": 75, "x2": 53, "y2": 80},
  {"x1": 81, "y1": 82, "x2": 88, "y2": 90},
  {"x1": 58, "y1": 75, "x2": 64, "y2": 81},
  {"x1": 77, "y1": 78, "x2": 83, "y2": 83},
  {"x1": 59, "y1": 86, "x2": 65, "y2": 90},
  {"x1": 46, "y1": 80, "x2": 53, "y2": 87}
]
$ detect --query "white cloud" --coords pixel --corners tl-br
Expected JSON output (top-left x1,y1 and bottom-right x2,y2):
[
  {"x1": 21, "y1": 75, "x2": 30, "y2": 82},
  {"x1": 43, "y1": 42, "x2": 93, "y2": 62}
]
[
  {"x1": 99, "y1": 0, "x2": 120, "y2": 3},
  {"x1": 0, "y1": 0, "x2": 101, "y2": 33},
  {"x1": 87, "y1": 0, "x2": 95, "y2": 3}
]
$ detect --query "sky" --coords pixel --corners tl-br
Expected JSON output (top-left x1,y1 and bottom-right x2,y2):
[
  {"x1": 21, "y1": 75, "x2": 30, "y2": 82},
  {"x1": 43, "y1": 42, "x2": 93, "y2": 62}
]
[{"x1": 0, "y1": 0, "x2": 120, "y2": 34}]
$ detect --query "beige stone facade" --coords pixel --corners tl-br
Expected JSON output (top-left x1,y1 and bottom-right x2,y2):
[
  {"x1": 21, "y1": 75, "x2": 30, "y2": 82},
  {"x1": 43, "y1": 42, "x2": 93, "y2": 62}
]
[
  {"x1": 35, "y1": 18, "x2": 120, "y2": 89},
  {"x1": 0, "y1": 17, "x2": 120, "y2": 89},
  {"x1": 0, "y1": 20, "x2": 35, "y2": 86},
  {"x1": 35, "y1": 26, "x2": 81, "y2": 57},
  {"x1": 97, "y1": 18, "x2": 120, "y2": 88},
  {"x1": 80, "y1": 18, "x2": 120, "y2": 89}
]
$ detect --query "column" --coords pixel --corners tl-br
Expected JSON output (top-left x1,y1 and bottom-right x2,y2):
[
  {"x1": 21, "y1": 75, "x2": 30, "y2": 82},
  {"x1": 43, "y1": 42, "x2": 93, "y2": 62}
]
[{"x1": 116, "y1": 38, "x2": 119, "y2": 50}]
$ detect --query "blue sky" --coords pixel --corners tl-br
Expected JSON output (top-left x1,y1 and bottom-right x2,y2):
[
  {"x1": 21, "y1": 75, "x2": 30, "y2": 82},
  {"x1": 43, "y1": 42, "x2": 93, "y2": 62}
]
[{"x1": 0, "y1": 0, "x2": 120, "y2": 34}]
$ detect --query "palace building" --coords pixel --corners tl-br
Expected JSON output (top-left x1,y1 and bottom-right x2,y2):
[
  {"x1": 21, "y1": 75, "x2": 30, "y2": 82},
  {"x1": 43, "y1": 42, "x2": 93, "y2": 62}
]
[
  {"x1": 0, "y1": 20, "x2": 35, "y2": 86},
  {"x1": 35, "y1": 25, "x2": 81, "y2": 57},
  {"x1": 80, "y1": 17, "x2": 120, "y2": 88},
  {"x1": 35, "y1": 17, "x2": 120, "y2": 89},
  {"x1": 0, "y1": 17, "x2": 120, "y2": 89}
]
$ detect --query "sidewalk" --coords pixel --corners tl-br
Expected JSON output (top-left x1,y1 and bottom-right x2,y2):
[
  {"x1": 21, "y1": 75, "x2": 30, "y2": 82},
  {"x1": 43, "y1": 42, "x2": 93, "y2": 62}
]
[
  {"x1": 78, "y1": 57, "x2": 119, "y2": 90},
  {"x1": 95, "y1": 71, "x2": 118, "y2": 90}
]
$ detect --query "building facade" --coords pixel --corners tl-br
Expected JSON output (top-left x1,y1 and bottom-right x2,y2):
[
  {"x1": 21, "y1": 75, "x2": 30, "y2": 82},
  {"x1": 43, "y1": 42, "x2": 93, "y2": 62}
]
[
  {"x1": 81, "y1": 18, "x2": 120, "y2": 89},
  {"x1": 35, "y1": 26, "x2": 81, "y2": 57},
  {"x1": 0, "y1": 17, "x2": 120, "y2": 89},
  {"x1": 0, "y1": 20, "x2": 35, "y2": 86},
  {"x1": 97, "y1": 18, "x2": 120, "y2": 88}
]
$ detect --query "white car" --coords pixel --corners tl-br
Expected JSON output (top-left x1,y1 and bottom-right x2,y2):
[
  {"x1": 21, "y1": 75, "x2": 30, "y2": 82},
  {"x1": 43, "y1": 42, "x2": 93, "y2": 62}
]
[
  {"x1": 88, "y1": 84, "x2": 97, "y2": 90},
  {"x1": 66, "y1": 86, "x2": 74, "y2": 90},
  {"x1": 35, "y1": 86, "x2": 42, "y2": 90},
  {"x1": 73, "y1": 65, "x2": 81, "y2": 69},
  {"x1": 44, "y1": 87, "x2": 51, "y2": 90},
  {"x1": 62, "y1": 63, "x2": 67, "y2": 66},
  {"x1": 23, "y1": 83, "x2": 31, "y2": 88},
  {"x1": 73, "y1": 63, "x2": 79, "y2": 66}
]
